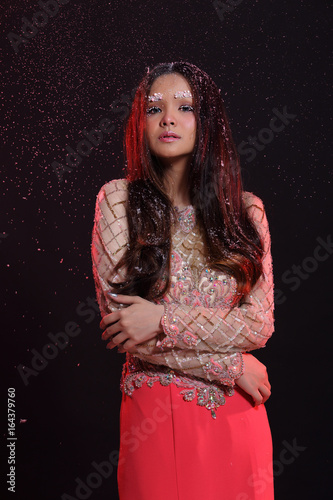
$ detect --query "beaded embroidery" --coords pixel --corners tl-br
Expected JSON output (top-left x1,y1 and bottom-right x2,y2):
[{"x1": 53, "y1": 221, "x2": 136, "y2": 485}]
[
  {"x1": 169, "y1": 249, "x2": 238, "y2": 308},
  {"x1": 92, "y1": 179, "x2": 274, "y2": 419},
  {"x1": 203, "y1": 353, "x2": 244, "y2": 384},
  {"x1": 173, "y1": 205, "x2": 196, "y2": 233},
  {"x1": 121, "y1": 354, "x2": 234, "y2": 419},
  {"x1": 156, "y1": 206, "x2": 239, "y2": 350}
]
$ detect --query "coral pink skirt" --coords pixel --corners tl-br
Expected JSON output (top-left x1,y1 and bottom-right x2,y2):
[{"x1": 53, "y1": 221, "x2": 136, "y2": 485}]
[{"x1": 118, "y1": 382, "x2": 274, "y2": 500}]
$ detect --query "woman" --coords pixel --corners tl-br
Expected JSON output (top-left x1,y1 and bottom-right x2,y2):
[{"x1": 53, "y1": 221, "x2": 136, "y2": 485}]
[{"x1": 91, "y1": 62, "x2": 274, "y2": 500}]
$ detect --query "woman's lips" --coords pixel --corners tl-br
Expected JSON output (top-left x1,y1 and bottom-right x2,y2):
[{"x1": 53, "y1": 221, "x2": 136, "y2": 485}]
[
  {"x1": 158, "y1": 132, "x2": 181, "y2": 142},
  {"x1": 159, "y1": 136, "x2": 180, "y2": 142}
]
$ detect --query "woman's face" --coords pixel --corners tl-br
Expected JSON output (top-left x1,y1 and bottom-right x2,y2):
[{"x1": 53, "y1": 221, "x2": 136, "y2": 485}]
[{"x1": 146, "y1": 73, "x2": 196, "y2": 165}]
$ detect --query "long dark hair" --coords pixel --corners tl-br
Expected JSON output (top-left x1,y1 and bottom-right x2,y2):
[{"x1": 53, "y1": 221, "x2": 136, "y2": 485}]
[{"x1": 110, "y1": 62, "x2": 263, "y2": 304}]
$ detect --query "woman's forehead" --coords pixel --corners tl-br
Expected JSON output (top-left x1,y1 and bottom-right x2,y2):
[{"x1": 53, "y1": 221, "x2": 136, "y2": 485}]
[{"x1": 149, "y1": 73, "x2": 192, "y2": 96}]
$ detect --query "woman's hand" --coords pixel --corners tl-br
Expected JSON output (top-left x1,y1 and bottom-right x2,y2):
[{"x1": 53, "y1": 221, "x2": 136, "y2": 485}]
[
  {"x1": 235, "y1": 353, "x2": 271, "y2": 406},
  {"x1": 100, "y1": 294, "x2": 164, "y2": 353}
]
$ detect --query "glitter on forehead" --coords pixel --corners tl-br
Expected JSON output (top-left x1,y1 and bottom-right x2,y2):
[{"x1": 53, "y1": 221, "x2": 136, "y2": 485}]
[
  {"x1": 148, "y1": 93, "x2": 163, "y2": 102},
  {"x1": 148, "y1": 90, "x2": 193, "y2": 102},
  {"x1": 174, "y1": 90, "x2": 193, "y2": 99}
]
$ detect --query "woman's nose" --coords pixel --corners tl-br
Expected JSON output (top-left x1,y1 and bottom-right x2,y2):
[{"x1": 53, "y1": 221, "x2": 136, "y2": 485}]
[{"x1": 160, "y1": 110, "x2": 176, "y2": 126}]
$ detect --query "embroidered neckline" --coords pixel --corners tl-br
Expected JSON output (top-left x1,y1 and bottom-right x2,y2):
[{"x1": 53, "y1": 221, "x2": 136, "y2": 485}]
[{"x1": 173, "y1": 205, "x2": 196, "y2": 233}]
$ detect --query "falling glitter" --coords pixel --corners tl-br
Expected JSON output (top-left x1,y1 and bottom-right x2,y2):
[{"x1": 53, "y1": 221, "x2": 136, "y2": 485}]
[{"x1": 1, "y1": 2, "x2": 330, "y2": 499}]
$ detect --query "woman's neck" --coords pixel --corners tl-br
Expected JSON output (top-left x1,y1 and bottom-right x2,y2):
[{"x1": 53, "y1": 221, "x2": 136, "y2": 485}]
[{"x1": 162, "y1": 158, "x2": 192, "y2": 208}]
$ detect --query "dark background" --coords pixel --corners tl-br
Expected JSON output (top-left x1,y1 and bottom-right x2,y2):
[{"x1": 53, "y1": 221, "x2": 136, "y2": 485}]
[{"x1": 1, "y1": 0, "x2": 331, "y2": 499}]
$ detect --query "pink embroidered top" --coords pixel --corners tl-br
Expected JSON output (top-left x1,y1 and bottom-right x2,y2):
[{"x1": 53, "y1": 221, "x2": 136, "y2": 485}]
[{"x1": 91, "y1": 178, "x2": 274, "y2": 418}]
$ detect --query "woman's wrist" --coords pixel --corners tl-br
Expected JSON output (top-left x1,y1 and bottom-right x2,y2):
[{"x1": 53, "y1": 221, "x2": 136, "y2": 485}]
[{"x1": 156, "y1": 304, "x2": 165, "y2": 333}]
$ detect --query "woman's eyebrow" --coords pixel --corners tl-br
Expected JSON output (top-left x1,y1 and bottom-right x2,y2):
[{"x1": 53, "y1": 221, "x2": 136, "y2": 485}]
[
  {"x1": 174, "y1": 90, "x2": 193, "y2": 99},
  {"x1": 148, "y1": 90, "x2": 193, "y2": 102},
  {"x1": 148, "y1": 93, "x2": 163, "y2": 102}
]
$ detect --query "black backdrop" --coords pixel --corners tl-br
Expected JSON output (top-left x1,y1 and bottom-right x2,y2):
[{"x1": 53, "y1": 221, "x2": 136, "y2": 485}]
[{"x1": 1, "y1": 1, "x2": 331, "y2": 499}]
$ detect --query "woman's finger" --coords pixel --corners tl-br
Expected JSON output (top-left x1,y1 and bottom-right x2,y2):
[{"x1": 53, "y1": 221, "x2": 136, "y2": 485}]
[
  {"x1": 110, "y1": 332, "x2": 128, "y2": 347},
  {"x1": 259, "y1": 385, "x2": 271, "y2": 403},
  {"x1": 101, "y1": 321, "x2": 122, "y2": 340},
  {"x1": 106, "y1": 339, "x2": 116, "y2": 349},
  {"x1": 101, "y1": 320, "x2": 121, "y2": 340},
  {"x1": 107, "y1": 293, "x2": 141, "y2": 305},
  {"x1": 122, "y1": 338, "x2": 138, "y2": 350},
  {"x1": 101, "y1": 329, "x2": 114, "y2": 341},
  {"x1": 252, "y1": 390, "x2": 264, "y2": 406},
  {"x1": 100, "y1": 310, "x2": 121, "y2": 330}
]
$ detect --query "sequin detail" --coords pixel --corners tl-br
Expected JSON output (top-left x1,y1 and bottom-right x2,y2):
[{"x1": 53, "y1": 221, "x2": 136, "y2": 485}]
[
  {"x1": 169, "y1": 249, "x2": 238, "y2": 308},
  {"x1": 121, "y1": 355, "x2": 233, "y2": 419},
  {"x1": 203, "y1": 353, "x2": 244, "y2": 384},
  {"x1": 174, "y1": 205, "x2": 196, "y2": 233},
  {"x1": 92, "y1": 179, "x2": 274, "y2": 417},
  {"x1": 159, "y1": 302, "x2": 199, "y2": 348}
]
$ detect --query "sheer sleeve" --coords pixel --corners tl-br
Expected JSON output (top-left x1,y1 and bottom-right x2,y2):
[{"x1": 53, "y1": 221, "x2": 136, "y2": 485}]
[
  {"x1": 132, "y1": 193, "x2": 274, "y2": 386},
  {"x1": 158, "y1": 194, "x2": 274, "y2": 353},
  {"x1": 91, "y1": 179, "x2": 129, "y2": 318},
  {"x1": 91, "y1": 183, "x2": 274, "y2": 387}
]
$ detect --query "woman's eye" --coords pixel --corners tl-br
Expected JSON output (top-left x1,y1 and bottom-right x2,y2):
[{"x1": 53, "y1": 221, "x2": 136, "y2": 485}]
[
  {"x1": 147, "y1": 106, "x2": 161, "y2": 115},
  {"x1": 147, "y1": 104, "x2": 194, "y2": 115},
  {"x1": 180, "y1": 105, "x2": 194, "y2": 112}
]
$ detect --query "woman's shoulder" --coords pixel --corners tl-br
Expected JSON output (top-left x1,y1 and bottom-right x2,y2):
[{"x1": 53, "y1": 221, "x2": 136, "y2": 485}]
[
  {"x1": 242, "y1": 190, "x2": 264, "y2": 210},
  {"x1": 95, "y1": 178, "x2": 128, "y2": 221},
  {"x1": 97, "y1": 178, "x2": 128, "y2": 203},
  {"x1": 242, "y1": 191, "x2": 266, "y2": 226}
]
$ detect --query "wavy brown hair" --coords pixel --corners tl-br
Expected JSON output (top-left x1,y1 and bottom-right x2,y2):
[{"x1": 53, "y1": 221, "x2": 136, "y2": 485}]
[{"x1": 110, "y1": 62, "x2": 263, "y2": 304}]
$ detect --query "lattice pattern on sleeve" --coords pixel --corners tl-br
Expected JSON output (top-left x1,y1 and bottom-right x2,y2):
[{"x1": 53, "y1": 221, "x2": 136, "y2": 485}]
[
  {"x1": 157, "y1": 193, "x2": 274, "y2": 353},
  {"x1": 132, "y1": 192, "x2": 274, "y2": 386},
  {"x1": 91, "y1": 184, "x2": 274, "y2": 388},
  {"x1": 91, "y1": 179, "x2": 129, "y2": 317}
]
